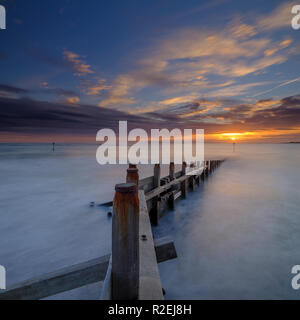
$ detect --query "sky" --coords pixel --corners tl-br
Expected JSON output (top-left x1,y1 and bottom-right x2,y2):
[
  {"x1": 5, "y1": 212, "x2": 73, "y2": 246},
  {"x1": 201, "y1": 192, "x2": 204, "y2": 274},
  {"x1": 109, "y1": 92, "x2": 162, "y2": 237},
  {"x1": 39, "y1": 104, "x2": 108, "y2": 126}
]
[{"x1": 0, "y1": 0, "x2": 299, "y2": 142}]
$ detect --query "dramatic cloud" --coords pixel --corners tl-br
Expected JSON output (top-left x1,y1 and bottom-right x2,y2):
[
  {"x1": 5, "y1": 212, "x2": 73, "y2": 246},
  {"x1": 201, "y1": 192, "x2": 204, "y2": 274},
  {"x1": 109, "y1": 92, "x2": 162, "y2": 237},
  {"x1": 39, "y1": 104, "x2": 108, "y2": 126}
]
[
  {"x1": 0, "y1": 96, "x2": 150, "y2": 136},
  {"x1": 95, "y1": 2, "x2": 298, "y2": 110},
  {"x1": 140, "y1": 94, "x2": 300, "y2": 134},
  {"x1": 1, "y1": 1, "x2": 299, "y2": 143},
  {"x1": 2, "y1": 92, "x2": 299, "y2": 142}
]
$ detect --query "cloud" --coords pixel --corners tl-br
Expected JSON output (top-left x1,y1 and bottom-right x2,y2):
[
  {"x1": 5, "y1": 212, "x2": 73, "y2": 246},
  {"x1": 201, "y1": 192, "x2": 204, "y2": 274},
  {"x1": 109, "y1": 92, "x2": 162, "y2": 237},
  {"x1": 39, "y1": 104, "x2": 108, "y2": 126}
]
[
  {"x1": 83, "y1": 78, "x2": 111, "y2": 96},
  {"x1": 65, "y1": 96, "x2": 80, "y2": 105},
  {"x1": 43, "y1": 88, "x2": 79, "y2": 97},
  {"x1": 138, "y1": 94, "x2": 300, "y2": 134},
  {"x1": 40, "y1": 82, "x2": 49, "y2": 88},
  {"x1": 264, "y1": 38, "x2": 293, "y2": 57},
  {"x1": 63, "y1": 50, "x2": 94, "y2": 76},
  {"x1": 159, "y1": 95, "x2": 199, "y2": 106},
  {"x1": 98, "y1": 75, "x2": 137, "y2": 107},
  {"x1": 253, "y1": 77, "x2": 300, "y2": 97},
  {"x1": 91, "y1": 2, "x2": 298, "y2": 111},
  {"x1": 1, "y1": 93, "x2": 300, "y2": 142},
  {"x1": 0, "y1": 84, "x2": 30, "y2": 95},
  {"x1": 40, "y1": 86, "x2": 80, "y2": 105},
  {"x1": 230, "y1": 23, "x2": 257, "y2": 40},
  {"x1": 97, "y1": 3, "x2": 296, "y2": 109},
  {"x1": 256, "y1": 1, "x2": 295, "y2": 32},
  {"x1": 0, "y1": 96, "x2": 150, "y2": 138},
  {"x1": 203, "y1": 81, "x2": 271, "y2": 98}
]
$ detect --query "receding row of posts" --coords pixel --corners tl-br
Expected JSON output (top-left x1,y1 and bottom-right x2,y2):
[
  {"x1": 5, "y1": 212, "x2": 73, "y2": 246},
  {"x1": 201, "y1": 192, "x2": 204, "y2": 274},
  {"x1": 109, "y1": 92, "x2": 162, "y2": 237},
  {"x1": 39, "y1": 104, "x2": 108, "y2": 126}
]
[{"x1": 111, "y1": 159, "x2": 224, "y2": 300}]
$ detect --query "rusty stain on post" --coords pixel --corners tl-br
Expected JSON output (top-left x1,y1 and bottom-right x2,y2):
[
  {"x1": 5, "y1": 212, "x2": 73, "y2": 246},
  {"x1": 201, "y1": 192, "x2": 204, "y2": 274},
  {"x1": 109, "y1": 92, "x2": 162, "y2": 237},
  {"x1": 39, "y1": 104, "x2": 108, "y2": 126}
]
[{"x1": 112, "y1": 183, "x2": 139, "y2": 300}]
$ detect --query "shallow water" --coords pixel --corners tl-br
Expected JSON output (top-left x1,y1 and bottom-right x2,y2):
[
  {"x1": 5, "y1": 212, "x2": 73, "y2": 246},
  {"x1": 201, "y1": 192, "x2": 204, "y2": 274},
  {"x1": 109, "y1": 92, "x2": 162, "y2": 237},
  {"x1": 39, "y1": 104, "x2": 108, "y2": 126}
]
[{"x1": 0, "y1": 143, "x2": 299, "y2": 299}]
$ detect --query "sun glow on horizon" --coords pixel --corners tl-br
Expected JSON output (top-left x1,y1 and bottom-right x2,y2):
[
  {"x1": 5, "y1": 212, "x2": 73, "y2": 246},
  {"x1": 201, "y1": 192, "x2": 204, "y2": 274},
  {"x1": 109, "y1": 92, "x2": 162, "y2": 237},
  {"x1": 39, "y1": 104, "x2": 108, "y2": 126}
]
[{"x1": 217, "y1": 132, "x2": 255, "y2": 141}]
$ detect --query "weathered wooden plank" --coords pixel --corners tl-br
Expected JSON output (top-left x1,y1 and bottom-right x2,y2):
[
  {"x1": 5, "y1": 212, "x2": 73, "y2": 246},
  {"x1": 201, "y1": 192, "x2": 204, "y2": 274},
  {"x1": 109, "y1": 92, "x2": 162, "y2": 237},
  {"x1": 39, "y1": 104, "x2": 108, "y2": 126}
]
[
  {"x1": 100, "y1": 256, "x2": 112, "y2": 300},
  {"x1": 0, "y1": 254, "x2": 110, "y2": 300},
  {"x1": 112, "y1": 183, "x2": 139, "y2": 300},
  {"x1": 138, "y1": 190, "x2": 164, "y2": 300},
  {"x1": 0, "y1": 238, "x2": 176, "y2": 300},
  {"x1": 145, "y1": 174, "x2": 188, "y2": 201},
  {"x1": 154, "y1": 237, "x2": 177, "y2": 264},
  {"x1": 139, "y1": 176, "x2": 154, "y2": 192},
  {"x1": 186, "y1": 166, "x2": 204, "y2": 176},
  {"x1": 99, "y1": 200, "x2": 113, "y2": 207}
]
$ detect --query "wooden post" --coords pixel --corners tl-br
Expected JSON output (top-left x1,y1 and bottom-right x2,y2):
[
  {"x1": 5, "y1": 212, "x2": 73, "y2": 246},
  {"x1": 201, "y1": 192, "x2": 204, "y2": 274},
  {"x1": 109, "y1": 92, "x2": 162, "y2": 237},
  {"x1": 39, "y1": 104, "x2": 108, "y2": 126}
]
[
  {"x1": 168, "y1": 163, "x2": 175, "y2": 209},
  {"x1": 189, "y1": 176, "x2": 195, "y2": 191},
  {"x1": 181, "y1": 162, "x2": 187, "y2": 199},
  {"x1": 195, "y1": 174, "x2": 200, "y2": 186},
  {"x1": 205, "y1": 160, "x2": 209, "y2": 177},
  {"x1": 126, "y1": 167, "x2": 139, "y2": 186},
  {"x1": 112, "y1": 183, "x2": 139, "y2": 300},
  {"x1": 200, "y1": 161, "x2": 205, "y2": 182},
  {"x1": 150, "y1": 164, "x2": 160, "y2": 226},
  {"x1": 196, "y1": 162, "x2": 200, "y2": 186},
  {"x1": 169, "y1": 162, "x2": 175, "y2": 181},
  {"x1": 211, "y1": 160, "x2": 214, "y2": 172},
  {"x1": 154, "y1": 164, "x2": 161, "y2": 188}
]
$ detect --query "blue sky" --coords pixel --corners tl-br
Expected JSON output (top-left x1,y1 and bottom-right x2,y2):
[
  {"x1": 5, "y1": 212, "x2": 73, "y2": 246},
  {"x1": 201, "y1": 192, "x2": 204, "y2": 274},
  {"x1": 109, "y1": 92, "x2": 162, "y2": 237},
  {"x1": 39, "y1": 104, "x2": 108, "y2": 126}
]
[{"x1": 0, "y1": 0, "x2": 299, "y2": 142}]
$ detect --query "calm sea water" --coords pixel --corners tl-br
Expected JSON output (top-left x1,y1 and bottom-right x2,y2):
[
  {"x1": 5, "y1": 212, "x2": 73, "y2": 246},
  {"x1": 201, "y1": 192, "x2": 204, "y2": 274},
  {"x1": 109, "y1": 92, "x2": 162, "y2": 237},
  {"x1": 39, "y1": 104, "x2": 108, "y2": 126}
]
[{"x1": 0, "y1": 143, "x2": 299, "y2": 299}]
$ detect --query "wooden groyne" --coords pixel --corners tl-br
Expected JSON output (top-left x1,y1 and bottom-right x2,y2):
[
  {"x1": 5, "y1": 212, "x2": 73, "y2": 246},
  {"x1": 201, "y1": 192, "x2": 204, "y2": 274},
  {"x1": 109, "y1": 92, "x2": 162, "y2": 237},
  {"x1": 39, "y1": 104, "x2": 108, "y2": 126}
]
[{"x1": 0, "y1": 160, "x2": 224, "y2": 300}]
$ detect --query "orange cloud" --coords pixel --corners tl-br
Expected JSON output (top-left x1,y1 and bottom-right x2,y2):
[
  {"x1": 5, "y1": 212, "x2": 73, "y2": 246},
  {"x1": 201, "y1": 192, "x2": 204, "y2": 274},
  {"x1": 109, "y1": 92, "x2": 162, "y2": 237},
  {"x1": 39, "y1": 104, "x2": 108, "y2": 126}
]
[
  {"x1": 63, "y1": 50, "x2": 94, "y2": 76},
  {"x1": 98, "y1": 75, "x2": 137, "y2": 107},
  {"x1": 257, "y1": 2, "x2": 295, "y2": 31},
  {"x1": 65, "y1": 96, "x2": 80, "y2": 105},
  {"x1": 85, "y1": 79, "x2": 111, "y2": 96}
]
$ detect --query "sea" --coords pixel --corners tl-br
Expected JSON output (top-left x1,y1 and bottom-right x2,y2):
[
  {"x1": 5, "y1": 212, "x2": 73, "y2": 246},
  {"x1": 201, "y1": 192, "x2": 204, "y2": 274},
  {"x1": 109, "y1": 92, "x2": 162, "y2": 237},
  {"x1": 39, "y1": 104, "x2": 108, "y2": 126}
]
[{"x1": 0, "y1": 143, "x2": 299, "y2": 299}]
